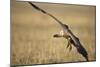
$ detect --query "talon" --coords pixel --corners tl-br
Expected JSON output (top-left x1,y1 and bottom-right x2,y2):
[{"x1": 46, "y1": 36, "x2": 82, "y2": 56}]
[
  {"x1": 66, "y1": 38, "x2": 72, "y2": 51},
  {"x1": 66, "y1": 40, "x2": 70, "y2": 48},
  {"x1": 69, "y1": 44, "x2": 72, "y2": 51},
  {"x1": 66, "y1": 44, "x2": 69, "y2": 48}
]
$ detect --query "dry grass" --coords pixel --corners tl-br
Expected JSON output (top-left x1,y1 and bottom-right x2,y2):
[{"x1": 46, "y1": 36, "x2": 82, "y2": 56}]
[{"x1": 11, "y1": 1, "x2": 96, "y2": 65}]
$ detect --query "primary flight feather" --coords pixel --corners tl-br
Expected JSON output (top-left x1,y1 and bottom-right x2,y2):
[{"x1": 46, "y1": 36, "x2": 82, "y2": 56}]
[{"x1": 28, "y1": 2, "x2": 88, "y2": 61}]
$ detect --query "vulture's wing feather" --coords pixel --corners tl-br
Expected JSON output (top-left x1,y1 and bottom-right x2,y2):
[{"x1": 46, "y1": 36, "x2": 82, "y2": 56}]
[
  {"x1": 72, "y1": 37, "x2": 88, "y2": 61},
  {"x1": 28, "y1": 2, "x2": 64, "y2": 27},
  {"x1": 28, "y1": 2, "x2": 88, "y2": 61}
]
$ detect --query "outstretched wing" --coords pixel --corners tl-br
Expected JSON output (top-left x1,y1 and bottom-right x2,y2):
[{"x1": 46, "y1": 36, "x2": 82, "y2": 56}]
[
  {"x1": 65, "y1": 29, "x2": 88, "y2": 61},
  {"x1": 75, "y1": 37, "x2": 88, "y2": 61},
  {"x1": 28, "y1": 2, "x2": 64, "y2": 27},
  {"x1": 28, "y1": 2, "x2": 88, "y2": 61},
  {"x1": 70, "y1": 36, "x2": 88, "y2": 61}
]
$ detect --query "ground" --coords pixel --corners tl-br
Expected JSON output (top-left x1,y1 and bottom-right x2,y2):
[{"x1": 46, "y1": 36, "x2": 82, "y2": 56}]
[{"x1": 11, "y1": 0, "x2": 96, "y2": 65}]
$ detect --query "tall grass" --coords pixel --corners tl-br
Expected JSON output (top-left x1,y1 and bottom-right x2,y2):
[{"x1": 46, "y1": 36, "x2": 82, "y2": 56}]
[{"x1": 11, "y1": 1, "x2": 96, "y2": 65}]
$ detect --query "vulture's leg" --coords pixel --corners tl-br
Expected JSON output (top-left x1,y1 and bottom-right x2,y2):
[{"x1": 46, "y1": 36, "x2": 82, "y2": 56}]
[
  {"x1": 66, "y1": 39, "x2": 70, "y2": 48},
  {"x1": 69, "y1": 42, "x2": 72, "y2": 51},
  {"x1": 66, "y1": 36, "x2": 73, "y2": 51},
  {"x1": 67, "y1": 39, "x2": 72, "y2": 51}
]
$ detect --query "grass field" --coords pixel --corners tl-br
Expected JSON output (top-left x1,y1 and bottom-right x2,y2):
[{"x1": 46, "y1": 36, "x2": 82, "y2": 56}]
[{"x1": 11, "y1": 0, "x2": 96, "y2": 65}]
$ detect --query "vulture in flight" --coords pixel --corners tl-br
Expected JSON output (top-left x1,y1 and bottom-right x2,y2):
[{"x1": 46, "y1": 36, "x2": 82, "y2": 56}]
[{"x1": 28, "y1": 2, "x2": 88, "y2": 61}]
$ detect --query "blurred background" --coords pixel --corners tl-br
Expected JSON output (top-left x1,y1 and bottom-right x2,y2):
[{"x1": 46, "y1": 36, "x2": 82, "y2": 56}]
[{"x1": 11, "y1": 0, "x2": 96, "y2": 65}]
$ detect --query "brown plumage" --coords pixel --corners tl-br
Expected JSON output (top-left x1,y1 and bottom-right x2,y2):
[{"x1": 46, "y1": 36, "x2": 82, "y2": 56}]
[{"x1": 28, "y1": 2, "x2": 88, "y2": 61}]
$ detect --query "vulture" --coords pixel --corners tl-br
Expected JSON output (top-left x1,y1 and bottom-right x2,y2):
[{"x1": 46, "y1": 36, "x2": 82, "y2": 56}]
[{"x1": 28, "y1": 2, "x2": 88, "y2": 61}]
